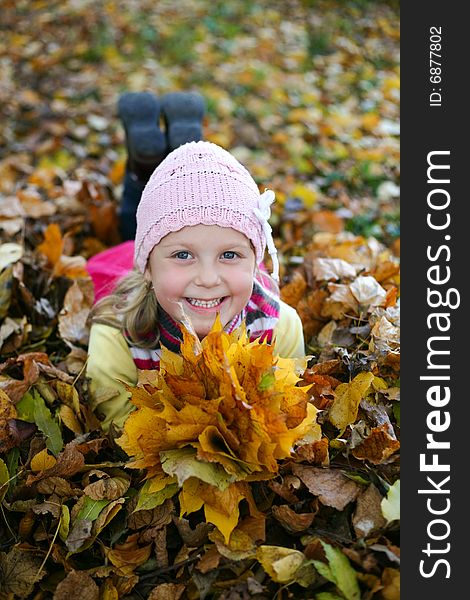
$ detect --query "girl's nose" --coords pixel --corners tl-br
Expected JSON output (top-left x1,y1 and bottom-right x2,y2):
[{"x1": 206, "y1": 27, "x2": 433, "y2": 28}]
[{"x1": 194, "y1": 262, "x2": 222, "y2": 287}]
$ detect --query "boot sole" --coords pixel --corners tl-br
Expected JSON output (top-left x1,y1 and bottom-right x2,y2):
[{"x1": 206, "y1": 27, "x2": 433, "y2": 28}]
[
  {"x1": 118, "y1": 92, "x2": 167, "y2": 165},
  {"x1": 160, "y1": 92, "x2": 206, "y2": 151}
]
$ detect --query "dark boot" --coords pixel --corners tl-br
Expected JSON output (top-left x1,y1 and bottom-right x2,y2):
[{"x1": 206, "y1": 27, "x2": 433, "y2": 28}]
[
  {"x1": 117, "y1": 92, "x2": 167, "y2": 239},
  {"x1": 118, "y1": 91, "x2": 167, "y2": 177},
  {"x1": 160, "y1": 91, "x2": 206, "y2": 152}
]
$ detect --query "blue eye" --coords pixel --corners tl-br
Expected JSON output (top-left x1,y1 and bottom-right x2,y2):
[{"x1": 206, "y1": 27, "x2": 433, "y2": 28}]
[
  {"x1": 174, "y1": 251, "x2": 191, "y2": 260},
  {"x1": 222, "y1": 251, "x2": 238, "y2": 259}
]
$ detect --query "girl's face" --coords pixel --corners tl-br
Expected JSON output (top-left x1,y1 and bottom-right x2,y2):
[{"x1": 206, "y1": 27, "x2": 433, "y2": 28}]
[{"x1": 147, "y1": 224, "x2": 256, "y2": 338}]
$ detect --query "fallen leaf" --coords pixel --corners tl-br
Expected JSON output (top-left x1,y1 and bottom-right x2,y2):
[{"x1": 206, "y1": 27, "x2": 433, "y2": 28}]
[
  {"x1": 53, "y1": 569, "x2": 99, "y2": 600},
  {"x1": 381, "y1": 480, "x2": 400, "y2": 523},
  {"x1": 0, "y1": 458, "x2": 9, "y2": 503},
  {"x1": 147, "y1": 583, "x2": 186, "y2": 600},
  {"x1": 27, "y1": 441, "x2": 85, "y2": 485},
  {"x1": 106, "y1": 533, "x2": 152, "y2": 575},
  {"x1": 0, "y1": 389, "x2": 18, "y2": 453},
  {"x1": 379, "y1": 567, "x2": 400, "y2": 600},
  {"x1": 272, "y1": 504, "x2": 315, "y2": 533},
  {"x1": 0, "y1": 243, "x2": 23, "y2": 270},
  {"x1": 256, "y1": 545, "x2": 307, "y2": 584},
  {"x1": 328, "y1": 371, "x2": 375, "y2": 431},
  {"x1": 351, "y1": 424, "x2": 400, "y2": 464},
  {"x1": 349, "y1": 275, "x2": 387, "y2": 308},
  {"x1": 291, "y1": 464, "x2": 361, "y2": 510},
  {"x1": 0, "y1": 547, "x2": 46, "y2": 598},
  {"x1": 84, "y1": 474, "x2": 130, "y2": 501},
  {"x1": 352, "y1": 484, "x2": 387, "y2": 537},
  {"x1": 312, "y1": 540, "x2": 361, "y2": 600},
  {"x1": 58, "y1": 278, "x2": 94, "y2": 345},
  {"x1": 313, "y1": 258, "x2": 359, "y2": 281},
  {"x1": 30, "y1": 448, "x2": 57, "y2": 472}
]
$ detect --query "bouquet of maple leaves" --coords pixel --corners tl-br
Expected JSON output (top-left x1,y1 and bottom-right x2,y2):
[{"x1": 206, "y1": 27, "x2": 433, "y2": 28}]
[{"x1": 117, "y1": 316, "x2": 321, "y2": 544}]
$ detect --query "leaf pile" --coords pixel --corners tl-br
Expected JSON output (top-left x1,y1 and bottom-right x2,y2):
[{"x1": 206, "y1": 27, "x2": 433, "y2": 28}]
[
  {"x1": 1, "y1": 0, "x2": 399, "y2": 598},
  {"x1": 118, "y1": 318, "x2": 321, "y2": 544}
]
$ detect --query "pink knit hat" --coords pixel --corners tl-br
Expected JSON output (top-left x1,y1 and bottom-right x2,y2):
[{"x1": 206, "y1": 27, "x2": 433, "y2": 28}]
[{"x1": 134, "y1": 141, "x2": 279, "y2": 279}]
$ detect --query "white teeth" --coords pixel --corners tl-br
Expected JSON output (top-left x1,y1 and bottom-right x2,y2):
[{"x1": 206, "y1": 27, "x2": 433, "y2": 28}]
[{"x1": 187, "y1": 297, "x2": 223, "y2": 308}]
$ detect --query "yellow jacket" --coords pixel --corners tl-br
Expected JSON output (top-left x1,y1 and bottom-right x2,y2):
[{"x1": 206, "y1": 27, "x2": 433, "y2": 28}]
[{"x1": 86, "y1": 300, "x2": 305, "y2": 432}]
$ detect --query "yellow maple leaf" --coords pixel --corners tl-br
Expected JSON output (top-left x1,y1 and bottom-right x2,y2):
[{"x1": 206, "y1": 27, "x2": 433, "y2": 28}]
[{"x1": 328, "y1": 371, "x2": 375, "y2": 431}]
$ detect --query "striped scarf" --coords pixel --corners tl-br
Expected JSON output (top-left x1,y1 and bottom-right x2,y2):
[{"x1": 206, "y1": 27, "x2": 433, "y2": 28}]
[{"x1": 129, "y1": 273, "x2": 280, "y2": 370}]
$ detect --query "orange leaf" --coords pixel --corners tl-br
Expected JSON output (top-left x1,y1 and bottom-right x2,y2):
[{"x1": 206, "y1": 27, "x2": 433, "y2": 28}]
[
  {"x1": 37, "y1": 223, "x2": 63, "y2": 267},
  {"x1": 351, "y1": 425, "x2": 400, "y2": 464},
  {"x1": 106, "y1": 533, "x2": 152, "y2": 576}
]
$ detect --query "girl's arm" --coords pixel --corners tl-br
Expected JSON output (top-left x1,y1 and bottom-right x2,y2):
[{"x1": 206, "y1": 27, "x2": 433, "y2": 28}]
[
  {"x1": 273, "y1": 300, "x2": 306, "y2": 358},
  {"x1": 86, "y1": 323, "x2": 138, "y2": 432}
]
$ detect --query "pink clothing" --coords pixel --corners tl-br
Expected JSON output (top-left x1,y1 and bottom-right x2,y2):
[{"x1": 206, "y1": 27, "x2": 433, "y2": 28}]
[{"x1": 86, "y1": 240, "x2": 135, "y2": 303}]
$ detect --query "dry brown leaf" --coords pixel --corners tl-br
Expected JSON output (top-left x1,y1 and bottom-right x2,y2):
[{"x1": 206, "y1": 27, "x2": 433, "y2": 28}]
[
  {"x1": 106, "y1": 533, "x2": 152, "y2": 575},
  {"x1": 153, "y1": 527, "x2": 169, "y2": 567},
  {"x1": 127, "y1": 498, "x2": 174, "y2": 530},
  {"x1": 147, "y1": 583, "x2": 186, "y2": 600},
  {"x1": 26, "y1": 441, "x2": 85, "y2": 485},
  {"x1": 297, "y1": 289, "x2": 329, "y2": 339},
  {"x1": 58, "y1": 278, "x2": 94, "y2": 346},
  {"x1": 323, "y1": 283, "x2": 359, "y2": 318},
  {"x1": 36, "y1": 476, "x2": 82, "y2": 498},
  {"x1": 351, "y1": 425, "x2": 400, "y2": 464},
  {"x1": 292, "y1": 464, "x2": 362, "y2": 510},
  {"x1": 371, "y1": 316, "x2": 400, "y2": 353},
  {"x1": 88, "y1": 201, "x2": 121, "y2": 246},
  {"x1": 0, "y1": 195, "x2": 25, "y2": 217},
  {"x1": 37, "y1": 223, "x2": 88, "y2": 279},
  {"x1": 306, "y1": 359, "x2": 344, "y2": 377},
  {"x1": 37, "y1": 223, "x2": 63, "y2": 266},
  {"x1": 17, "y1": 187, "x2": 57, "y2": 218},
  {"x1": 172, "y1": 516, "x2": 211, "y2": 547},
  {"x1": 352, "y1": 484, "x2": 387, "y2": 538},
  {"x1": 272, "y1": 504, "x2": 315, "y2": 533},
  {"x1": 0, "y1": 388, "x2": 18, "y2": 453},
  {"x1": 0, "y1": 354, "x2": 73, "y2": 405},
  {"x1": 370, "y1": 260, "x2": 400, "y2": 285},
  {"x1": 293, "y1": 437, "x2": 330, "y2": 465},
  {"x1": 32, "y1": 496, "x2": 62, "y2": 519},
  {"x1": 53, "y1": 569, "x2": 99, "y2": 600},
  {"x1": 196, "y1": 545, "x2": 222, "y2": 574},
  {"x1": 84, "y1": 475, "x2": 130, "y2": 501},
  {"x1": 0, "y1": 546, "x2": 46, "y2": 598},
  {"x1": 268, "y1": 475, "x2": 301, "y2": 503},
  {"x1": 302, "y1": 372, "x2": 339, "y2": 395}
]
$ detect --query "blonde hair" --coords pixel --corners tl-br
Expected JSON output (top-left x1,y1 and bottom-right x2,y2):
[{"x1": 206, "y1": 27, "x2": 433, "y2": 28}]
[{"x1": 90, "y1": 269, "x2": 159, "y2": 349}]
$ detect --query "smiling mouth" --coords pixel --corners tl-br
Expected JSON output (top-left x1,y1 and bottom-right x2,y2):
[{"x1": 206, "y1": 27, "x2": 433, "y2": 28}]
[{"x1": 186, "y1": 297, "x2": 225, "y2": 308}]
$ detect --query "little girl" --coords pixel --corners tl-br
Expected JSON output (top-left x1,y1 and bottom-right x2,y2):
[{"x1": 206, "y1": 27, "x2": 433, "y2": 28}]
[{"x1": 86, "y1": 141, "x2": 305, "y2": 432}]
